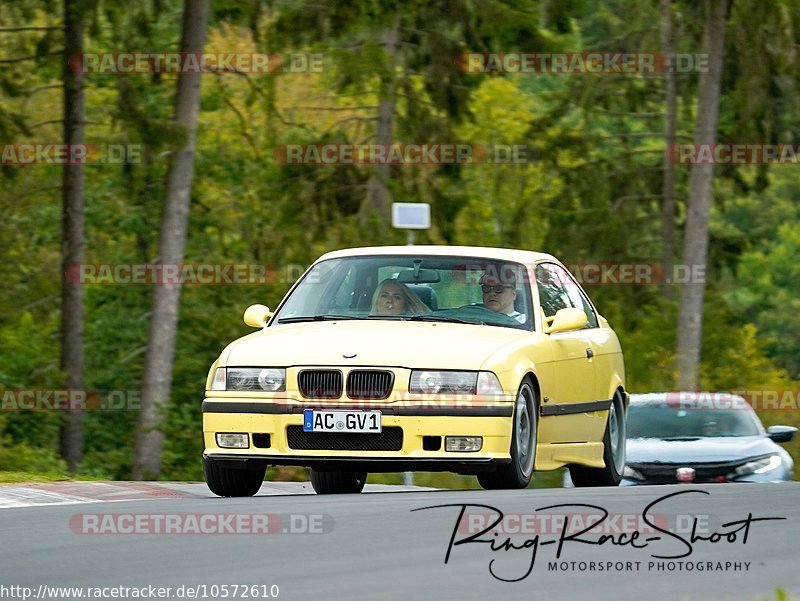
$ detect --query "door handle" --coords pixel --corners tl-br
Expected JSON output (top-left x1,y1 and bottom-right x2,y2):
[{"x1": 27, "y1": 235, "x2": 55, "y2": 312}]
[{"x1": 586, "y1": 348, "x2": 594, "y2": 359}]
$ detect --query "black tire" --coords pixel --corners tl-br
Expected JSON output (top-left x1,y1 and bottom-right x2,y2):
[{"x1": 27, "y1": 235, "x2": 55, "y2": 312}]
[
  {"x1": 203, "y1": 457, "x2": 266, "y2": 497},
  {"x1": 478, "y1": 379, "x2": 537, "y2": 490},
  {"x1": 310, "y1": 469, "x2": 367, "y2": 494},
  {"x1": 569, "y1": 390, "x2": 626, "y2": 487}
]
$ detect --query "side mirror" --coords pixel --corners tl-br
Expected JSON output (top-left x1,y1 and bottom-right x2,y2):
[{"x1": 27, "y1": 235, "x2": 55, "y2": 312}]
[
  {"x1": 767, "y1": 425, "x2": 797, "y2": 443},
  {"x1": 243, "y1": 304, "x2": 273, "y2": 328},
  {"x1": 544, "y1": 307, "x2": 588, "y2": 334}
]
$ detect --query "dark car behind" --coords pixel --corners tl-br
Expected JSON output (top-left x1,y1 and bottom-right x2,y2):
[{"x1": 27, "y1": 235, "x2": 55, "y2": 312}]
[{"x1": 622, "y1": 393, "x2": 796, "y2": 485}]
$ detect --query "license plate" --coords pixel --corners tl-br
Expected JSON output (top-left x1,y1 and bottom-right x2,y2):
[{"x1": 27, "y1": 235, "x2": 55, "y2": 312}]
[{"x1": 303, "y1": 410, "x2": 382, "y2": 433}]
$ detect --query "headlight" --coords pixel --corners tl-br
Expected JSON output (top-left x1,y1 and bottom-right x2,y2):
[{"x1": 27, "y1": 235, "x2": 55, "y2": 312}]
[
  {"x1": 410, "y1": 370, "x2": 476, "y2": 394},
  {"x1": 211, "y1": 367, "x2": 286, "y2": 392},
  {"x1": 408, "y1": 371, "x2": 503, "y2": 395},
  {"x1": 735, "y1": 454, "x2": 782, "y2": 476}
]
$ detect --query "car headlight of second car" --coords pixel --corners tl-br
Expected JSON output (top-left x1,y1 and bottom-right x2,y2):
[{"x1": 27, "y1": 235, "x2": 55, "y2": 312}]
[
  {"x1": 210, "y1": 367, "x2": 286, "y2": 392},
  {"x1": 409, "y1": 370, "x2": 503, "y2": 395},
  {"x1": 734, "y1": 454, "x2": 782, "y2": 476}
]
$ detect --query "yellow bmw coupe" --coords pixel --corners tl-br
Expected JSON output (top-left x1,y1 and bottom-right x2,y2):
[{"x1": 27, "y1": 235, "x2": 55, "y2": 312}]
[{"x1": 202, "y1": 246, "x2": 627, "y2": 495}]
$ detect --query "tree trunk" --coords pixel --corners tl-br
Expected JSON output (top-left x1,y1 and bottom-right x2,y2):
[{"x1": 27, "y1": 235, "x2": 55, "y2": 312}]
[
  {"x1": 660, "y1": 0, "x2": 678, "y2": 300},
  {"x1": 362, "y1": 13, "x2": 400, "y2": 225},
  {"x1": 676, "y1": 0, "x2": 730, "y2": 390},
  {"x1": 59, "y1": 0, "x2": 85, "y2": 471},
  {"x1": 132, "y1": 0, "x2": 210, "y2": 480}
]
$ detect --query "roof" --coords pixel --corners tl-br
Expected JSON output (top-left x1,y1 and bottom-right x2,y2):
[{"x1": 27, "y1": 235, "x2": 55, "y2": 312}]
[{"x1": 316, "y1": 245, "x2": 559, "y2": 265}]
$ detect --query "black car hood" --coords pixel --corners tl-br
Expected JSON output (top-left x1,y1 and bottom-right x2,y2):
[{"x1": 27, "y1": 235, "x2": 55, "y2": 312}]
[{"x1": 626, "y1": 436, "x2": 776, "y2": 465}]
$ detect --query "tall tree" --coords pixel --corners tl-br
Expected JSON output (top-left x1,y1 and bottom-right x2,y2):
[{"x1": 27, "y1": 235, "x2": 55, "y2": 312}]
[
  {"x1": 660, "y1": 0, "x2": 678, "y2": 300},
  {"x1": 267, "y1": 1, "x2": 546, "y2": 232},
  {"x1": 60, "y1": 0, "x2": 85, "y2": 471},
  {"x1": 676, "y1": 0, "x2": 730, "y2": 390},
  {"x1": 133, "y1": 0, "x2": 211, "y2": 479},
  {"x1": 362, "y1": 11, "x2": 399, "y2": 224}
]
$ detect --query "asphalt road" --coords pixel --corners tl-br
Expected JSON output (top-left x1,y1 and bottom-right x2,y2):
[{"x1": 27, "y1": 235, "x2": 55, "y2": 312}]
[{"x1": 0, "y1": 482, "x2": 798, "y2": 601}]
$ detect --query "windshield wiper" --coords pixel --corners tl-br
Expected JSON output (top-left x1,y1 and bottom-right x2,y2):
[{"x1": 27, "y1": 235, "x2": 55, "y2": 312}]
[
  {"x1": 659, "y1": 436, "x2": 702, "y2": 441},
  {"x1": 276, "y1": 314, "x2": 365, "y2": 323},
  {"x1": 408, "y1": 314, "x2": 485, "y2": 325}
]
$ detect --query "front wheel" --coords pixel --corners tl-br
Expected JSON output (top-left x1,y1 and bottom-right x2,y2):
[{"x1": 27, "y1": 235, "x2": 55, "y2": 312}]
[
  {"x1": 478, "y1": 379, "x2": 537, "y2": 490},
  {"x1": 569, "y1": 390, "x2": 626, "y2": 487},
  {"x1": 203, "y1": 457, "x2": 266, "y2": 497},
  {"x1": 310, "y1": 469, "x2": 367, "y2": 494}
]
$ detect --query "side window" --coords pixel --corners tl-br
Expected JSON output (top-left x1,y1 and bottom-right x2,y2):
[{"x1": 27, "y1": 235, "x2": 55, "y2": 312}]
[
  {"x1": 535, "y1": 264, "x2": 572, "y2": 317},
  {"x1": 574, "y1": 288, "x2": 599, "y2": 328},
  {"x1": 543, "y1": 263, "x2": 599, "y2": 328}
]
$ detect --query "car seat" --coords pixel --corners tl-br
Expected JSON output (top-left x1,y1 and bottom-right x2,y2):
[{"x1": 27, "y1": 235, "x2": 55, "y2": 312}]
[{"x1": 407, "y1": 284, "x2": 438, "y2": 311}]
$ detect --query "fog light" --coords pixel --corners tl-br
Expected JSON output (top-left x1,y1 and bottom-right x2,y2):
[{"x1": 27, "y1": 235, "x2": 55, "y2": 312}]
[
  {"x1": 216, "y1": 433, "x2": 249, "y2": 449},
  {"x1": 445, "y1": 436, "x2": 482, "y2": 452}
]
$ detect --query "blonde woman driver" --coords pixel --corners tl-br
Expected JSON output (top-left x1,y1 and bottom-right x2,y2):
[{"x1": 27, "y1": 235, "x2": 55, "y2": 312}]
[{"x1": 371, "y1": 278, "x2": 431, "y2": 315}]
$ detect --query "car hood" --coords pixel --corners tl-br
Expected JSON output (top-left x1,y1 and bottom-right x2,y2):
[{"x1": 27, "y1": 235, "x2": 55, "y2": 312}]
[
  {"x1": 625, "y1": 436, "x2": 776, "y2": 464},
  {"x1": 220, "y1": 320, "x2": 531, "y2": 369}
]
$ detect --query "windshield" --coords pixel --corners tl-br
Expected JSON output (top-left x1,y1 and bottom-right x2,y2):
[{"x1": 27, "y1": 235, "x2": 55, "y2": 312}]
[
  {"x1": 271, "y1": 255, "x2": 534, "y2": 330},
  {"x1": 627, "y1": 402, "x2": 762, "y2": 439}
]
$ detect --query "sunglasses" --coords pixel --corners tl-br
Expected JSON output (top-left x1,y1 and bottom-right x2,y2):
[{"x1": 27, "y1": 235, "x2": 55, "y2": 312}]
[{"x1": 481, "y1": 285, "x2": 514, "y2": 294}]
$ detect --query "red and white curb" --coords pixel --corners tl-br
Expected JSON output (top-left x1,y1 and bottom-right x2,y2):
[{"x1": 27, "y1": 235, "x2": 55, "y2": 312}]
[{"x1": 0, "y1": 481, "x2": 434, "y2": 508}]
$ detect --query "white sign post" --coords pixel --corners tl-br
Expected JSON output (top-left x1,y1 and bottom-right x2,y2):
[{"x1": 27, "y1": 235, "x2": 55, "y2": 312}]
[
  {"x1": 392, "y1": 203, "x2": 429, "y2": 486},
  {"x1": 392, "y1": 202, "x2": 430, "y2": 245}
]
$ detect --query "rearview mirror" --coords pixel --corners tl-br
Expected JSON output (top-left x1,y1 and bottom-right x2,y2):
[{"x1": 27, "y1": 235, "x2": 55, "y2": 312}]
[
  {"x1": 243, "y1": 304, "x2": 273, "y2": 328},
  {"x1": 544, "y1": 307, "x2": 588, "y2": 334},
  {"x1": 396, "y1": 269, "x2": 441, "y2": 284},
  {"x1": 767, "y1": 425, "x2": 797, "y2": 443}
]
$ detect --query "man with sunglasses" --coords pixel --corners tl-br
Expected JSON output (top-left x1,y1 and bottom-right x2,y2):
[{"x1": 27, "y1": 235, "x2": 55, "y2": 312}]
[{"x1": 478, "y1": 271, "x2": 526, "y2": 323}]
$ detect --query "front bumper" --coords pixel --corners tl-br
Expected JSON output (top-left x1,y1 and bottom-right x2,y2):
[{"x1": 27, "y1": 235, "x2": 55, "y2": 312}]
[{"x1": 202, "y1": 396, "x2": 515, "y2": 471}]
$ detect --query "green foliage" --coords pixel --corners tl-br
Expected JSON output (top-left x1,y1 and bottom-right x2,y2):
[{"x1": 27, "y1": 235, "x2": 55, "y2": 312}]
[
  {"x1": 448, "y1": 77, "x2": 563, "y2": 249},
  {"x1": 0, "y1": 439, "x2": 67, "y2": 474},
  {"x1": 0, "y1": 312, "x2": 63, "y2": 449},
  {"x1": 724, "y1": 222, "x2": 800, "y2": 378}
]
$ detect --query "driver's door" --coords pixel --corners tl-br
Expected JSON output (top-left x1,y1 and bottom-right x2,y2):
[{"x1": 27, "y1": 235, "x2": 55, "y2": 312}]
[{"x1": 535, "y1": 263, "x2": 597, "y2": 444}]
